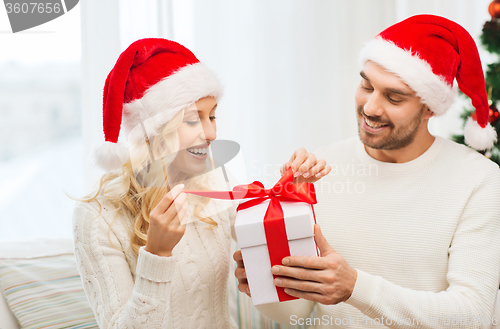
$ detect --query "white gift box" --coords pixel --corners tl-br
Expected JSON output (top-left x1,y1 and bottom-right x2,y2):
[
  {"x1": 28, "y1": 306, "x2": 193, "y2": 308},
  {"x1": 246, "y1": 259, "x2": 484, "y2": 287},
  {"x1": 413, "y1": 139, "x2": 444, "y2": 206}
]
[{"x1": 234, "y1": 199, "x2": 318, "y2": 305}]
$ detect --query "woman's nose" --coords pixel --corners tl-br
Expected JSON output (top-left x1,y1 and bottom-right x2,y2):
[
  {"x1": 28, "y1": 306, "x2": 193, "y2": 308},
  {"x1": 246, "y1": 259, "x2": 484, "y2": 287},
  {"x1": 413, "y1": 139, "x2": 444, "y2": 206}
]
[{"x1": 200, "y1": 120, "x2": 217, "y2": 142}]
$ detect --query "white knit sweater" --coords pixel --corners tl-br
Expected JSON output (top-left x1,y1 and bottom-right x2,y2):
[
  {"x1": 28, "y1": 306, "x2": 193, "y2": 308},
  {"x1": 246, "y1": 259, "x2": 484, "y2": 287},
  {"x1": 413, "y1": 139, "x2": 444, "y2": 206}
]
[
  {"x1": 73, "y1": 171, "x2": 238, "y2": 329},
  {"x1": 257, "y1": 136, "x2": 500, "y2": 328}
]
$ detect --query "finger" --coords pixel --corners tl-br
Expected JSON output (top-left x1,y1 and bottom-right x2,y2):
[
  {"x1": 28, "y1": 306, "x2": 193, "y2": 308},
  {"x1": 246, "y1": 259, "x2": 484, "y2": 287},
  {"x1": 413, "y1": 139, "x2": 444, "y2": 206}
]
[
  {"x1": 271, "y1": 264, "x2": 322, "y2": 281},
  {"x1": 235, "y1": 260, "x2": 244, "y2": 269},
  {"x1": 162, "y1": 192, "x2": 188, "y2": 220},
  {"x1": 277, "y1": 255, "x2": 326, "y2": 270},
  {"x1": 175, "y1": 201, "x2": 189, "y2": 226},
  {"x1": 152, "y1": 184, "x2": 185, "y2": 215},
  {"x1": 238, "y1": 283, "x2": 251, "y2": 297},
  {"x1": 289, "y1": 148, "x2": 306, "y2": 171},
  {"x1": 291, "y1": 155, "x2": 308, "y2": 176},
  {"x1": 234, "y1": 267, "x2": 247, "y2": 280},
  {"x1": 297, "y1": 155, "x2": 317, "y2": 178},
  {"x1": 233, "y1": 250, "x2": 243, "y2": 262},
  {"x1": 314, "y1": 224, "x2": 335, "y2": 256},
  {"x1": 283, "y1": 288, "x2": 329, "y2": 304},
  {"x1": 174, "y1": 198, "x2": 189, "y2": 219},
  {"x1": 274, "y1": 276, "x2": 324, "y2": 294},
  {"x1": 288, "y1": 149, "x2": 300, "y2": 163},
  {"x1": 315, "y1": 164, "x2": 331, "y2": 179},
  {"x1": 161, "y1": 199, "x2": 187, "y2": 229},
  {"x1": 307, "y1": 159, "x2": 327, "y2": 177},
  {"x1": 280, "y1": 162, "x2": 292, "y2": 176},
  {"x1": 179, "y1": 211, "x2": 189, "y2": 226},
  {"x1": 164, "y1": 205, "x2": 188, "y2": 233},
  {"x1": 233, "y1": 251, "x2": 245, "y2": 268}
]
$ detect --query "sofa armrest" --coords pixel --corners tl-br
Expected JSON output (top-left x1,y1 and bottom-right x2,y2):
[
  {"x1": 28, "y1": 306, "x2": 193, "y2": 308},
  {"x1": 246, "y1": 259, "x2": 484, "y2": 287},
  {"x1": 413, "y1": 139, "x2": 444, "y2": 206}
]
[
  {"x1": 0, "y1": 289, "x2": 20, "y2": 329},
  {"x1": 493, "y1": 290, "x2": 500, "y2": 329}
]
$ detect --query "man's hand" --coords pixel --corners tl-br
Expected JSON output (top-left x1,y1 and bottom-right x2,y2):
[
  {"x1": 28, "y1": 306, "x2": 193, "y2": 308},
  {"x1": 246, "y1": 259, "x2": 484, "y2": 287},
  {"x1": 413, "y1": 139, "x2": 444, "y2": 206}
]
[
  {"x1": 281, "y1": 148, "x2": 331, "y2": 183},
  {"x1": 271, "y1": 224, "x2": 357, "y2": 305},
  {"x1": 233, "y1": 250, "x2": 251, "y2": 297}
]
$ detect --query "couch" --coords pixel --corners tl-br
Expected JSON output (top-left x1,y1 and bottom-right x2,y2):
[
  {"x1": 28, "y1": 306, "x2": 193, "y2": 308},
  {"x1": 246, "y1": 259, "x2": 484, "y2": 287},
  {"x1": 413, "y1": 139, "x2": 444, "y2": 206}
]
[{"x1": 1, "y1": 239, "x2": 498, "y2": 329}]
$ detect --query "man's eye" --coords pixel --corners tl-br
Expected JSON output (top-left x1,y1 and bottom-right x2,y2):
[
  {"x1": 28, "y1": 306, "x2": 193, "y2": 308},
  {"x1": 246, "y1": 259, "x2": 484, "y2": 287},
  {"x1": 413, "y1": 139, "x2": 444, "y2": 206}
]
[
  {"x1": 361, "y1": 83, "x2": 373, "y2": 91},
  {"x1": 387, "y1": 96, "x2": 402, "y2": 104}
]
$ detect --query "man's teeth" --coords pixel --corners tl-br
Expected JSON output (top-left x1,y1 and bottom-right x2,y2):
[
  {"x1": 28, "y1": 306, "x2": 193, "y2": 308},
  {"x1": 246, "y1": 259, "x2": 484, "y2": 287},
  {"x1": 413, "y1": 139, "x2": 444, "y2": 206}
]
[
  {"x1": 366, "y1": 118, "x2": 387, "y2": 129},
  {"x1": 188, "y1": 147, "x2": 207, "y2": 155}
]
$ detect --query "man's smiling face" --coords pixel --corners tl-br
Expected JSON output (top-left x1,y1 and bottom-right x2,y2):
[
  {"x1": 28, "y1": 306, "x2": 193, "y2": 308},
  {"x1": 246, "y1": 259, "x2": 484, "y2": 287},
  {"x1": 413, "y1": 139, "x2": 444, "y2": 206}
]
[{"x1": 355, "y1": 60, "x2": 428, "y2": 151}]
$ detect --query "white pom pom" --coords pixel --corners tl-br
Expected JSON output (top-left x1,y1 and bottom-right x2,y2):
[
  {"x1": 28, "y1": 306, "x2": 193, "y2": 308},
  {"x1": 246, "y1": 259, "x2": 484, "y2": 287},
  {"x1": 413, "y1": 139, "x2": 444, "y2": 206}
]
[
  {"x1": 93, "y1": 141, "x2": 129, "y2": 172},
  {"x1": 464, "y1": 117, "x2": 497, "y2": 151}
]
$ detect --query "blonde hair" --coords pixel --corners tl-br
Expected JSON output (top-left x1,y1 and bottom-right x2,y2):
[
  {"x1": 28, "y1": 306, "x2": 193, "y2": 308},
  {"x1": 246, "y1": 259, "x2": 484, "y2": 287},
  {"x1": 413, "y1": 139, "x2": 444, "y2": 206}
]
[{"x1": 79, "y1": 109, "x2": 215, "y2": 256}]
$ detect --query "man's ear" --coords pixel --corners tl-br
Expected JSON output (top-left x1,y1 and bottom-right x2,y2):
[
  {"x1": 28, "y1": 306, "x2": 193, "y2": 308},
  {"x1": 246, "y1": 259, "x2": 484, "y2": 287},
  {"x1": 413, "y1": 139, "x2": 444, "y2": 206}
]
[{"x1": 423, "y1": 106, "x2": 435, "y2": 120}]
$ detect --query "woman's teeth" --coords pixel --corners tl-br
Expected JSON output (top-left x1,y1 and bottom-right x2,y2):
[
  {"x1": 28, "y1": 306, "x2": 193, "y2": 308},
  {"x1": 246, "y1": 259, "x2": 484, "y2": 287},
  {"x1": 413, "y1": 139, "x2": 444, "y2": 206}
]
[
  {"x1": 365, "y1": 118, "x2": 387, "y2": 128},
  {"x1": 187, "y1": 147, "x2": 207, "y2": 155}
]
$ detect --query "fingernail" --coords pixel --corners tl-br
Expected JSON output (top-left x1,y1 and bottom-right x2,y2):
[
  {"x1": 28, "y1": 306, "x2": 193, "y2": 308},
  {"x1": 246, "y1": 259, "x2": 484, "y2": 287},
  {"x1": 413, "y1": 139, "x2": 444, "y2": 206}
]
[
  {"x1": 274, "y1": 278, "x2": 282, "y2": 285},
  {"x1": 271, "y1": 266, "x2": 279, "y2": 274},
  {"x1": 294, "y1": 171, "x2": 300, "y2": 177},
  {"x1": 315, "y1": 173, "x2": 322, "y2": 178},
  {"x1": 303, "y1": 172, "x2": 310, "y2": 178},
  {"x1": 282, "y1": 258, "x2": 289, "y2": 265},
  {"x1": 178, "y1": 184, "x2": 185, "y2": 189}
]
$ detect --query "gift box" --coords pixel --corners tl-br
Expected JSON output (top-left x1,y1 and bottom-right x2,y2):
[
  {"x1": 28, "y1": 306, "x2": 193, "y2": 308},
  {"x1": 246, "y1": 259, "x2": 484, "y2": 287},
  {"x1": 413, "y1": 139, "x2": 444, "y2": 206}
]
[
  {"x1": 235, "y1": 199, "x2": 318, "y2": 305},
  {"x1": 183, "y1": 168, "x2": 318, "y2": 305}
]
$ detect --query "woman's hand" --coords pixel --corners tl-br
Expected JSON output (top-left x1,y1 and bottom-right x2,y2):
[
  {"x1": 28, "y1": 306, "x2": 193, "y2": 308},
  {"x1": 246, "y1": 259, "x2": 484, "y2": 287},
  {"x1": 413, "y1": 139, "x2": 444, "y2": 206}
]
[
  {"x1": 281, "y1": 148, "x2": 331, "y2": 183},
  {"x1": 144, "y1": 184, "x2": 189, "y2": 257},
  {"x1": 233, "y1": 250, "x2": 251, "y2": 297}
]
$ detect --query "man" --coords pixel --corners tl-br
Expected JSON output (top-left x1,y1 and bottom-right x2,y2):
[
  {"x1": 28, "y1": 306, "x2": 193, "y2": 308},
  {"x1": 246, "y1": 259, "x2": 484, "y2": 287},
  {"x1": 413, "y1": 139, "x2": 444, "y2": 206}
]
[{"x1": 234, "y1": 14, "x2": 500, "y2": 328}]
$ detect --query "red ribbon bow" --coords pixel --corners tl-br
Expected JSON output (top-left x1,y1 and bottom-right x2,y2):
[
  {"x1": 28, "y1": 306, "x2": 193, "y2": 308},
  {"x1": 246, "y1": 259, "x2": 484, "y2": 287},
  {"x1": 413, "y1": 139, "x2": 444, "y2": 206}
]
[{"x1": 185, "y1": 168, "x2": 317, "y2": 302}]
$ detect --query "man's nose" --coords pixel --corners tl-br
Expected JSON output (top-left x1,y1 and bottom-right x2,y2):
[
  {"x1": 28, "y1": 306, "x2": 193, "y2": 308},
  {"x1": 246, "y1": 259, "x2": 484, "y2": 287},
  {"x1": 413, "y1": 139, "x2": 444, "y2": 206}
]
[{"x1": 363, "y1": 92, "x2": 384, "y2": 117}]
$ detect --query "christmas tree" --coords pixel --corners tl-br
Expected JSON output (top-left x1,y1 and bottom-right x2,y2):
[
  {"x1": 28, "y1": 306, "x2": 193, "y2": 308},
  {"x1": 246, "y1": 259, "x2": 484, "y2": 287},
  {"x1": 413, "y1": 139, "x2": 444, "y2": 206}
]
[{"x1": 452, "y1": 0, "x2": 500, "y2": 164}]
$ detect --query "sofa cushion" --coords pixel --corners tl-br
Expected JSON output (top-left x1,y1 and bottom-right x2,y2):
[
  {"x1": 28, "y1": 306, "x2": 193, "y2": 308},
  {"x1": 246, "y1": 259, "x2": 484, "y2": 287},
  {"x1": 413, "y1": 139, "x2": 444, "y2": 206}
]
[{"x1": 0, "y1": 239, "x2": 97, "y2": 329}]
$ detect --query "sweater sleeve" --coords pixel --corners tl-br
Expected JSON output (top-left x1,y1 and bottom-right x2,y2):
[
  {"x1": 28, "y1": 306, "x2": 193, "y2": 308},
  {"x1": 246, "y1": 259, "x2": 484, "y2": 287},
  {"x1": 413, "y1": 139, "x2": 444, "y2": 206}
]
[
  {"x1": 345, "y1": 169, "x2": 500, "y2": 329},
  {"x1": 73, "y1": 202, "x2": 176, "y2": 328}
]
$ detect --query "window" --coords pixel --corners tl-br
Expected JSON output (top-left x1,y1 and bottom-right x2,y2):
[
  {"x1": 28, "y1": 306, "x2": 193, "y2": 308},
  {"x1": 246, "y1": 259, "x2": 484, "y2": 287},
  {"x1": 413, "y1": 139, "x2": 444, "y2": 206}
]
[{"x1": 0, "y1": 5, "x2": 82, "y2": 241}]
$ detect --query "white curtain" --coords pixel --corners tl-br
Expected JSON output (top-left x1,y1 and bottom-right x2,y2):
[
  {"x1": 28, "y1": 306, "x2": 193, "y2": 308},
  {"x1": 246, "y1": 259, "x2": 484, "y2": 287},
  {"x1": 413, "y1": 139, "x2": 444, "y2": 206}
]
[{"x1": 81, "y1": 0, "x2": 494, "y2": 188}]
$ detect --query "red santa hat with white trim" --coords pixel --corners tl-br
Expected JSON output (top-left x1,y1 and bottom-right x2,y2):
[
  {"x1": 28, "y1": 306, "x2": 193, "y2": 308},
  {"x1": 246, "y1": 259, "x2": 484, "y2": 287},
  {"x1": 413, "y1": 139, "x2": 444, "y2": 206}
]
[
  {"x1": 94, "y1": 38, "x2": 223, "y2": 172},
  {"x1": 359, "y1": 14, "x2": 497, "y2": 150}
]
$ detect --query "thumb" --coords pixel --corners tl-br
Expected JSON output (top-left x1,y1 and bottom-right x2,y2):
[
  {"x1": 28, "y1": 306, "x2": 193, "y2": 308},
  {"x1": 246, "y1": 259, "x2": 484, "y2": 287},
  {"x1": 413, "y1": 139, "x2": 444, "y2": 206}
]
[
  {"x1": 280, "y1": 162, "x2": 291, "y2": 176},
  {"x1": 314, "y1": 224, "x2": 335, "y2": 256}
]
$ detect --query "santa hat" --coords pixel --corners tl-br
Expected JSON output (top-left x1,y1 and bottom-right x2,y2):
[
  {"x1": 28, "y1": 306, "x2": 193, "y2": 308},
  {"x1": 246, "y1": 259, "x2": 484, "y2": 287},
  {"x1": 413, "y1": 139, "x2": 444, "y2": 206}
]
[
  {"x1": 94, "y1": 38, "x2": 223, "y2": 171},
  {"x1": 359, "y1": 14, "x2": 497, "y2": 150}
]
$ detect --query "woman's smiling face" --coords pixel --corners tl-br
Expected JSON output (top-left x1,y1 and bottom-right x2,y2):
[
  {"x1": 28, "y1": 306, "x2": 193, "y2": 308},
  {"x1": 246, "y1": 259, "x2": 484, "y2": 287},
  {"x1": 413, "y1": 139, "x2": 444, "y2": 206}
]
[{"x1": 171, "y1": 96, "x2": 217, "y2": 176}]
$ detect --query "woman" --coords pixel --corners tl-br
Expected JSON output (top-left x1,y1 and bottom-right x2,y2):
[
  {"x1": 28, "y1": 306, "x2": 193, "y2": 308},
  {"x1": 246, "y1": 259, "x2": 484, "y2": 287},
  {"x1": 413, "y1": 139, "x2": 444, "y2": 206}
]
[{"x1": 73, "y1": 38, "x2": 329, "y2": 328}]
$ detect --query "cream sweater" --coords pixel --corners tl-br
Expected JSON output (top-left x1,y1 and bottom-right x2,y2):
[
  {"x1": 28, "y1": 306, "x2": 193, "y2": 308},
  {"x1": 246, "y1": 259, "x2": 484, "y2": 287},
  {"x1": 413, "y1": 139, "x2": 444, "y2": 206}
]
[
  {"x1": 257, "y1": 136, "x2": 500, "y2": 328},
  {"x1": 73, "y1": 171, "x2": 238, "y2": 329}
]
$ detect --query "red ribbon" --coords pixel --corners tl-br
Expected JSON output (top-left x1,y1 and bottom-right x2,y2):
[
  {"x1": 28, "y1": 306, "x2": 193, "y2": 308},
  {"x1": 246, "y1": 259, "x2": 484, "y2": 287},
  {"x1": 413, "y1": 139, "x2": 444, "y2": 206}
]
[{"x1": 185, "y1": 168, "x2": 317, "y2": 302}]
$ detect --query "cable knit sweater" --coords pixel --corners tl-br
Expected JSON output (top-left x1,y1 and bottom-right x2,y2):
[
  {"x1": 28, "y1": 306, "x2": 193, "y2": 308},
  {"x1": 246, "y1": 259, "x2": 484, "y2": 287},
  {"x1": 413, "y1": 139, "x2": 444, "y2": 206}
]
[
  {"x1": 73, "y1": 171, "x2": 238, "y2": 329},
  {"x1": 256, "y1": 136, "x2": 500, "y2": 328}
]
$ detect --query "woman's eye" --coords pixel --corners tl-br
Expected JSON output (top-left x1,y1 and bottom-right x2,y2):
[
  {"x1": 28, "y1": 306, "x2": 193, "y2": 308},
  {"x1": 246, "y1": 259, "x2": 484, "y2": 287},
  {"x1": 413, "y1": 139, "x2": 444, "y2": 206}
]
[
  {"x1": 209, "y1": 116, "x2": 216, "y2": 121},
  {"x1": 185, "y1": 120, "x2": 200, "y2": 126}
]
